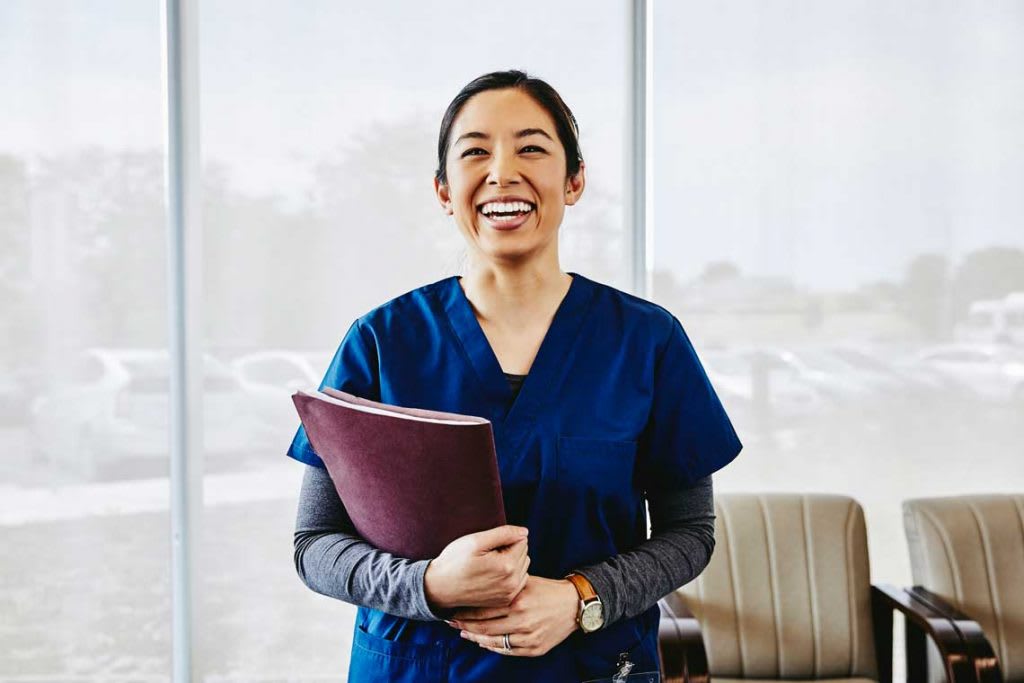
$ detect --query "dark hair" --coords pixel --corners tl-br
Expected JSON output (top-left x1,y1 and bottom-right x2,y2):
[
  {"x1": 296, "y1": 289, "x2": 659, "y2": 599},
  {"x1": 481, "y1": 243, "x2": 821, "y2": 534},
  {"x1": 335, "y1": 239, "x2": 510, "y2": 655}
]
[{"x1": 435, "y1": 69, "x2": 584, "y2": 187}]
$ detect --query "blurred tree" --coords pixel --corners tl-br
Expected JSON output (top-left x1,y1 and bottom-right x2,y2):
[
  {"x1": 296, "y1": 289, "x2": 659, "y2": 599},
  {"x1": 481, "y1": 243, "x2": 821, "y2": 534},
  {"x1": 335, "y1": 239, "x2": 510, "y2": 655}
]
[
  {"x1": 311, "y1": 114, "x2": 459, "y2": 325},
  {"x1": 951, "y1": 246, "x2": 1024, "y2": 319},
  {"x1": 0, "y1": 155, "x2": 34, "y2": 364},
  {"x1": 855, "y1": 279, "x2": 901, "y2": 311},
  {"x1": 202, "y1": 161, "x2": 322, "y2": 352},
  {"x1": 31, "y1": 148, "x2": 167, "y2": 347},
  {"x1": 698, "y1": 260, "x2": 741, "y2": 285},
  {"x1": 900, "y1": 252, "x2": 949, "y2": 339}
]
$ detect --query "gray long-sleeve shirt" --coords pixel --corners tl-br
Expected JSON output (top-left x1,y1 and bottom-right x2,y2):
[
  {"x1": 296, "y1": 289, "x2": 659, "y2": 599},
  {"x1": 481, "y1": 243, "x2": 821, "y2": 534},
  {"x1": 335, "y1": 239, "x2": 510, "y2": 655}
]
[{"x1": 292, "y1": 373, "x2": 716, "y2": 628}]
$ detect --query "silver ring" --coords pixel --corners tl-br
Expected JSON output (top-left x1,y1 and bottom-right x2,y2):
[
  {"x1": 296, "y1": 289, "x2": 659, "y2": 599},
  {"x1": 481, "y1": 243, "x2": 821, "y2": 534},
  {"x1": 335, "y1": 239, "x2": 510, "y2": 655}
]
[{"x1": 502, "y1": 633, "x2": 512, "y2": 651}]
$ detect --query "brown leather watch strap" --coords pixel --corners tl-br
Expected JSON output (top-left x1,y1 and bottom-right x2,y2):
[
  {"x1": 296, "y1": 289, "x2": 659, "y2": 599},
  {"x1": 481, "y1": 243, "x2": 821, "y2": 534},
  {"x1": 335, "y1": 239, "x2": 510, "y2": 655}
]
[{"x1": 565, "y1": 572, "x2": 597, "y2": 601}]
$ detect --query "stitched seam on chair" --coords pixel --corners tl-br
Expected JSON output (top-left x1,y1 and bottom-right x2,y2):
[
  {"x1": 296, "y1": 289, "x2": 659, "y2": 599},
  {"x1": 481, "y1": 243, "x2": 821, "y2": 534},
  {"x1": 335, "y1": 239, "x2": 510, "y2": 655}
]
[
  {"x1": 722, "y1": 501, "x2": 745, "y2": 677},
  {"x1": 903, "y1": 502, "x2": 929, "y2": 591},
  {"x1": 967, "y1": 500, "x2": 1006, "y2": 666},
  {"x1": 759, "y1": 495, "x2": 783, "y2": 678},
  {"x1": 802, "y1": 495, "x2": 820, "y2": 678},
  {"x1": 844, "y1": 500, "x2": 857, "y2": 678},
  {"x1": 919, "y1": 507, "x2": 964, "y2": 604}
]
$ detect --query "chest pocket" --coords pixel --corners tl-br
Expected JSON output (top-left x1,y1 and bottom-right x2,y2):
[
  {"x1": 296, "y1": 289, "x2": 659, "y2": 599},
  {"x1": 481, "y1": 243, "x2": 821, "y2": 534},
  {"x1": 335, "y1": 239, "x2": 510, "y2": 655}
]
[
  {"x1": 556, "y1": 435, "x2": 639, "y2": 509},
  {"x1": 348, "y1": 623, "x2": 446, "y2": 682}
]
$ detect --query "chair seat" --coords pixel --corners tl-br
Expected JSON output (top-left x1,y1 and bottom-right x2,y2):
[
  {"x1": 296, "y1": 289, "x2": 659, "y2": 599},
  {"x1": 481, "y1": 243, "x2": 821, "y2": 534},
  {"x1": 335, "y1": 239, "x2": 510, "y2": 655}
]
[{"x1": 713, "y1": 678, "x2": 878, "y2": 683}]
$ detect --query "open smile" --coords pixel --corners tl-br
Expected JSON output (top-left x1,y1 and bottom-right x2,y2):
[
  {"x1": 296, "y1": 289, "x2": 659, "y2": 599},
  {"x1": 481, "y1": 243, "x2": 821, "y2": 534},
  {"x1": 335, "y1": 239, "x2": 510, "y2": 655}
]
[{"x1": 477, "y1": 201, "x2": 536, "y2": 231}]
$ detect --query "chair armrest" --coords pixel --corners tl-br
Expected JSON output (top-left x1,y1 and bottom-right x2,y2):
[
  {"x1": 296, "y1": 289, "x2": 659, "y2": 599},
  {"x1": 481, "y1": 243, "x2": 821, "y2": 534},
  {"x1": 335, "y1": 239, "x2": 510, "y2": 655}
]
[
  {"x1": 657, "y1": 592, "x2": 709, "y2": 683},
  {"x1": 904, "y1": 586, "x2": 1003, "y2": 683},
  {"x1": 872, "y1": 584, "x2": 998, "y2": 683}
]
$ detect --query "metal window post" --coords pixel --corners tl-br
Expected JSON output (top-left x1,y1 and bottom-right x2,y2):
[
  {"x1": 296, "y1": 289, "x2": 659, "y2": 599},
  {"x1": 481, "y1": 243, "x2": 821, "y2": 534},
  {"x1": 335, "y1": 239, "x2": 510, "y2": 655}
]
[
  {"x1": 162, "y1": 0, "x2": 203, "y2": 680},
  {"x1": 630, "y1": 0, "x2": 654, "y2": 299}
]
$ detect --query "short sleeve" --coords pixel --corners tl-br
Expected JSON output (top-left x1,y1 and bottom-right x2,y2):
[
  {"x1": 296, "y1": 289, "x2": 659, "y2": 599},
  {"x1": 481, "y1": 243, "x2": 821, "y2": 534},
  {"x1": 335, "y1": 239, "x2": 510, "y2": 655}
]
[
  {"x1": 285, "y1": 318, "x2": 380, "y2": 468},
  {"x1": 639, "y1": 314, "x2": 743, "y2": 492}
]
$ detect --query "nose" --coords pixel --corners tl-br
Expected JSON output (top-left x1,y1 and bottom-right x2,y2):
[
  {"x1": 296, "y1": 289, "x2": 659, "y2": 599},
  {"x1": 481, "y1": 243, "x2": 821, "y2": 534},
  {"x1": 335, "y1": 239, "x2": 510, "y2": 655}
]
[{"x1": 486, "y1": 145, "x2": 520, "y2": 186}]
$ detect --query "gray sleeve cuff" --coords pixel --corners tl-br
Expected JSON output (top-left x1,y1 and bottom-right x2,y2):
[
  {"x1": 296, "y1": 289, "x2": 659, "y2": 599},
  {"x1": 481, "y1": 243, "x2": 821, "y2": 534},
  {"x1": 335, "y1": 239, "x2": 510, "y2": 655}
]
[{"x1": 411, "y1": 559, "x2": 455, "y2": 621}]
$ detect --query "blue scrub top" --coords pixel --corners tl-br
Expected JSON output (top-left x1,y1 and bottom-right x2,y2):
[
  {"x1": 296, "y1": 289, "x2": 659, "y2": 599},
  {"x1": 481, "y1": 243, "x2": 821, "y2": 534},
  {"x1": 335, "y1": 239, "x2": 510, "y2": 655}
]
[{"x1": 287, "y1": 272, "x2": 742, "y2": 682}]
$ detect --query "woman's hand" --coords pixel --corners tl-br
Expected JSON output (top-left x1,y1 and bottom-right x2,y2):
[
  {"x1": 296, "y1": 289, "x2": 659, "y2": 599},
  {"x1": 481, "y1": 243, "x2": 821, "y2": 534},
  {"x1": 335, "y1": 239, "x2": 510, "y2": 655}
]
[
  {"x1": 424, "y1": 525, "x2": 531, "y2": 610},
  {"x1": 446, "y1": 575, "x2": 580, "y2": 657}
]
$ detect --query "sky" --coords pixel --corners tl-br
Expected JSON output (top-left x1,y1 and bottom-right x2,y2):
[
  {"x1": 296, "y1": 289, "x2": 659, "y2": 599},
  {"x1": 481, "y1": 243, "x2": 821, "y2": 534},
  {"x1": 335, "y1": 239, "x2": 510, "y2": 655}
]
[{"x1": 1, "y1": 0, "x2": 1021, "y2": 291}]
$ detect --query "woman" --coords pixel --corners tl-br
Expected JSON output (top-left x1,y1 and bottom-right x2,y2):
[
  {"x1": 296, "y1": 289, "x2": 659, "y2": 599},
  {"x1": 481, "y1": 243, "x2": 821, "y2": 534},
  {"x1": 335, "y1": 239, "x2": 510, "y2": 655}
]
[{"x1": 288, "y1": 70, "x2": 742, "y2": 682}]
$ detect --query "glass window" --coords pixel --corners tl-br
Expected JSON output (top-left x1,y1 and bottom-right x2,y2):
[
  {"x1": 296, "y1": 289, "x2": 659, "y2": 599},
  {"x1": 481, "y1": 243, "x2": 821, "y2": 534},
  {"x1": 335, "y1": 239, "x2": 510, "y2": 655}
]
[
  {"x1": 198, "y1": 1, "x2": 629, "y2": 677},
  {"x1": 239, "y1": 356, "x2": 309, "y2": 387},
  {"x1": 0, "y1": 0, "x2": 170, "y2": 676},
  {"x1": 653, "y1": 3, "x2": 1024, "y2": 678}
]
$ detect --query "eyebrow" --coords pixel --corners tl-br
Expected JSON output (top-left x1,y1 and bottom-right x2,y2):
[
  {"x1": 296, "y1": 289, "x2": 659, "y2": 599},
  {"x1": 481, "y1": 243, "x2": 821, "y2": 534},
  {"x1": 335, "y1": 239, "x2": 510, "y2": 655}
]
[{"x1": 453, "y1": 128, "x2": 554, "y2": 147}]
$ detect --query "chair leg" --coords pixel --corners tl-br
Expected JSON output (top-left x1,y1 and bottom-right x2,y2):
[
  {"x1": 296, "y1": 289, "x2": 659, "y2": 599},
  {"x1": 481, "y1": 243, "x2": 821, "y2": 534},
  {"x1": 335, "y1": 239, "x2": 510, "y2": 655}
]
[
  {"x1": 906, "y1": 619, "x2": 927, "y2": 683},
  {"x1": 871, "y1": 586, "x2": 894, "y2": 683}
]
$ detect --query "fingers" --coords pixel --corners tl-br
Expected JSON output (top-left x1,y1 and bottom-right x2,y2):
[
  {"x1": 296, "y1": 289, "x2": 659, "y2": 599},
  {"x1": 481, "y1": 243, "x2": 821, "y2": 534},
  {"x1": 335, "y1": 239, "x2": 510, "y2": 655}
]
[
  {"x1": 473, "y1": 525, "x2": 528, "y2": 552},
  {"x1": 454, "y1": 617, "x2": 522, "y2": 637},
  {"x1": 518, "y1": 548, "x2": 530, "y2": 574},
  {"x1": 459, "y1": 628, "x2": 532, "y2": 657},
  {"x1": 500, "y1": 536, "x2": 528, "y2": 556},
  {"x1": 452, "y1": 610, "x2": 507, "y2": 626}
]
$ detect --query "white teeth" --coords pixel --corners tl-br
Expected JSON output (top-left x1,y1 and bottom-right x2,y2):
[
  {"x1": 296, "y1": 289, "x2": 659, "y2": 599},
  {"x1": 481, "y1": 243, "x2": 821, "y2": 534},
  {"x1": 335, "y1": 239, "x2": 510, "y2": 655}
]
[{"x1": 480, "y1": 200, "x2": 534, "y2": 215}]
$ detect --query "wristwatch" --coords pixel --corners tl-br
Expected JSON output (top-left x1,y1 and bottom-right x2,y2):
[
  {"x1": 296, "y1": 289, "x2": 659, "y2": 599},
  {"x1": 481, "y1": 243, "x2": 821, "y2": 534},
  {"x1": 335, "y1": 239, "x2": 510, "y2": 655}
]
[{"x1": 564, "y1": 572, "x2": 604, "y2": 633}]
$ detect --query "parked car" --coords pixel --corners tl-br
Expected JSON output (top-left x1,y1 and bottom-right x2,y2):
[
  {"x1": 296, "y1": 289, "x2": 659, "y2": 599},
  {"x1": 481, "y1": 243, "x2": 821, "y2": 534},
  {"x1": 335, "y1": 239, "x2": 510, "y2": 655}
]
[
  {"x1": 1007, "y1": 292, "x2": 1024, "y2": 346},
  {"x1": 780, "y1": 347, "x2": 880, "y2": 405},
  {"x1": 230, "y1": 349, "x2": 332, "y2": 435},
  {"x1": 913, "y1": 343, "x2": 1024, "y2": 403},
  {"x1": 29, "y1": 348, "x2": 279, "y2": 480},
  {"x1": 701, "y1": 347, "x2": 830, "y2": 425},
  {"x1": 955, "y1": 291, "x2": 1024, "y2": 346},
  {"x1": 828, "y1": 344, "x2": 973, "y2": 401}
]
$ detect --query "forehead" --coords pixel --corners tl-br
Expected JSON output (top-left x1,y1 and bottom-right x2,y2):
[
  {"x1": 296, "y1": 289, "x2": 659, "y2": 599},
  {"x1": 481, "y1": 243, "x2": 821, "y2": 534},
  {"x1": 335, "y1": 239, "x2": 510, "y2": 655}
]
[{"x1": 451, "y1": 88, "x2": 558, "y2": 139}]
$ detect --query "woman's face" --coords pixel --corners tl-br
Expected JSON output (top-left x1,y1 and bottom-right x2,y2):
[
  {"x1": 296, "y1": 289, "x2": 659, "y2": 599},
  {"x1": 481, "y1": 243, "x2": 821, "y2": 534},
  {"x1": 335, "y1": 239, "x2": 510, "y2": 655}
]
[{"x1": 435, "y1": 88, "x2": 585, "y2": 264}]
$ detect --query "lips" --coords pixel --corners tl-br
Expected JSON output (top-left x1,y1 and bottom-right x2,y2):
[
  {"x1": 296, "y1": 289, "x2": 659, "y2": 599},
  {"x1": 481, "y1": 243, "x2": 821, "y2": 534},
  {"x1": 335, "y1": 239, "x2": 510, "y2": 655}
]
[{"x1": 478, "y1": 206, "x2": 534, "y2": 231}]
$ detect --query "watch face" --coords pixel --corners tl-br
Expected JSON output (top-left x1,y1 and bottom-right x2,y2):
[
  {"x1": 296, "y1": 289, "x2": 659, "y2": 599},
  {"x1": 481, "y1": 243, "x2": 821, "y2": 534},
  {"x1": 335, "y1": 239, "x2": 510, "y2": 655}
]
[{"x1": 581, "y1": 601, "x2": 604, "y2": 632}]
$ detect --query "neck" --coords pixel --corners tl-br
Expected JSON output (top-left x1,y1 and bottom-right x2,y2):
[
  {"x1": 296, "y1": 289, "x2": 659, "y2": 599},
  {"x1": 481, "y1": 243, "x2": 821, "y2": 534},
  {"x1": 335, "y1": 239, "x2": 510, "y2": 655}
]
[{"x1": 458, "y1": 263, "x2": 572, "y2": 328}]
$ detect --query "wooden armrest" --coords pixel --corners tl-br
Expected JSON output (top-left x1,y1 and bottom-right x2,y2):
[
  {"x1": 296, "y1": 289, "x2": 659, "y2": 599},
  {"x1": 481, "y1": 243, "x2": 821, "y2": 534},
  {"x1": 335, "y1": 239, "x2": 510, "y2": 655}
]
[
  {"x1": 872, "y1": 584, "x2": 999, "y2": 683},
  {"x1": 657, "y1": 592, "x2": 708, "y2": 683},
  {"x1": 905, "y1": 586, "x2": 1003, "y2": 683}
]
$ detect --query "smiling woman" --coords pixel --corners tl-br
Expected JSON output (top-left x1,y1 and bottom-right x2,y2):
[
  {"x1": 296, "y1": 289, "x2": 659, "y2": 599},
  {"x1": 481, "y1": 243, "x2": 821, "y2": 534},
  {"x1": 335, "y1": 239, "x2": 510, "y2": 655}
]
[
  {"x1": 288, "y1": 69, "x2": 743, "y2": 683},
  {"x1": 432, "y1": 73, "x2": 585, "y2": 265}
]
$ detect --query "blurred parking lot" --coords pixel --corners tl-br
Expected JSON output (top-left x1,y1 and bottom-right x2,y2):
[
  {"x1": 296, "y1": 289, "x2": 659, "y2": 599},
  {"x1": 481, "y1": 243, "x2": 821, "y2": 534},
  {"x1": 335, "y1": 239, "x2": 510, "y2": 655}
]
[{"x1": 2, "y1": 340, "x2": 1022, "y2": 678}]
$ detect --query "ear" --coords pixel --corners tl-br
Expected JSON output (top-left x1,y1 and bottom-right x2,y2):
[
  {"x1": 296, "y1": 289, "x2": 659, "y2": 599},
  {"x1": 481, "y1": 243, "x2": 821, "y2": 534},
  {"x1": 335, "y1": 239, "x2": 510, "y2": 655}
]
[
  {"x1": 434, "y1": 176, "x2": 454, "y2": 215},
  {"x1": 564, "y1": 160, "x2": 586, "y2": 206}
]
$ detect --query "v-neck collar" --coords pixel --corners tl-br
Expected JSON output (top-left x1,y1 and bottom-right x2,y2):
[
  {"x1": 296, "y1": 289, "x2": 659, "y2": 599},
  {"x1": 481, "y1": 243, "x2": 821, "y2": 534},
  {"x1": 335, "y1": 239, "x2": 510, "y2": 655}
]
[{"x1": 436, "y1": 271, "x2": 596, "y2": 430}]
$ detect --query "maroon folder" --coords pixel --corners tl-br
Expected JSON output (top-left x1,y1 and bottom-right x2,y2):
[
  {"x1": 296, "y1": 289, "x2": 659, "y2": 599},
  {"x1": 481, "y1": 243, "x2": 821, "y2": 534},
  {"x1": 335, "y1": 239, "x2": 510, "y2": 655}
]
[{"x1": 291, "y1": 387, "x2": 506, "y2": 560}]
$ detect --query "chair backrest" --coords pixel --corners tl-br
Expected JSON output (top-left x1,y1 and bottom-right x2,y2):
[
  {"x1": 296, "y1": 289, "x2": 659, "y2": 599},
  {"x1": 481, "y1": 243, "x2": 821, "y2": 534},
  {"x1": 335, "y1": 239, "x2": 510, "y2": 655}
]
[
  {"x1": 678, "y1": 493, "x2": 878, "y2": 680},
  {"x1": 903, "y1": 493, "x2": 1024, "y2": 683}
]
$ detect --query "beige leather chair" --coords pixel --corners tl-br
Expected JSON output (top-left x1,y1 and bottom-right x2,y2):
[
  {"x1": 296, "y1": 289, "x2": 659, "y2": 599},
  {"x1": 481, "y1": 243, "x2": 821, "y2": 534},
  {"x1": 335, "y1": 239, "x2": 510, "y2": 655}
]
[
  {"x1": 903, "y1": 494, "x2": 1021, "y2": 683},
  {"x1": 657, "y1": 493, "x2": 983, "y2": 683}
]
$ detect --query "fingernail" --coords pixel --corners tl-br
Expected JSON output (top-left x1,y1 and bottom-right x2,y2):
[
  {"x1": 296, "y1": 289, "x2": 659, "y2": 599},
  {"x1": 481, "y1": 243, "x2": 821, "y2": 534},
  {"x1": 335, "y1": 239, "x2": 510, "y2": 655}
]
[{"x1": 459, "y1": 630, "x2": 468, "y2": 638}]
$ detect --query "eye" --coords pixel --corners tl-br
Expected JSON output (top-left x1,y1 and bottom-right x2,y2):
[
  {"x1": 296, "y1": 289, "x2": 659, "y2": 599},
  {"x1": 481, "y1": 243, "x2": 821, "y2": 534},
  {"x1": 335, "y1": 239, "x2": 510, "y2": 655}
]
[{"x1": 460, "y1": 146, "x2": 545, "y2": 158}]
